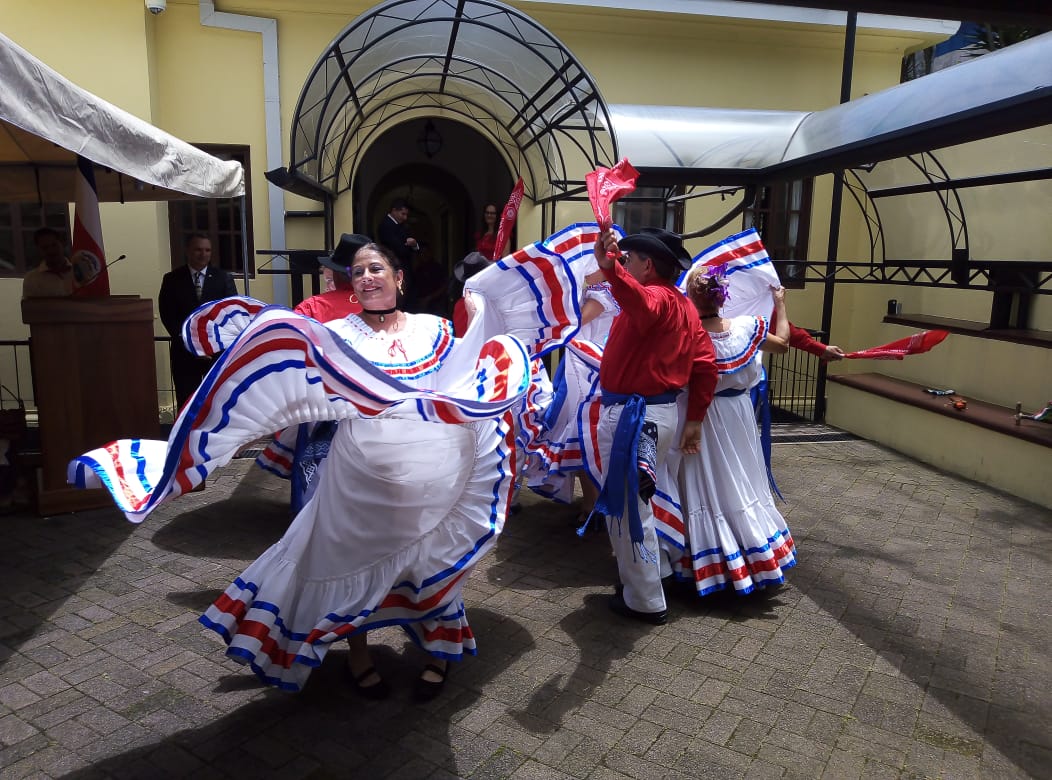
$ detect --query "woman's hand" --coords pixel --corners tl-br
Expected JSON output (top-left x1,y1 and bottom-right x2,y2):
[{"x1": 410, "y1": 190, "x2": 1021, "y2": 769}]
[
  {"x1": 772, "y1": 286, "x2": 786, "y2": 304},
  {"x1": 679, "y1": 420, "x2": 702, "y2": 455},
  {"x1": 463, "y1": 292, "x2": 478, "y2": 328}
]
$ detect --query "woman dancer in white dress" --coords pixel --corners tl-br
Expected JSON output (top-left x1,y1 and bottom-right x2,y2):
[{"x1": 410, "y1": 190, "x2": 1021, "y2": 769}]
[
  {"x1": 674, "y1": 264, "x2": 797, "y2": 595},
  {"x1": 71, "y1": 224, "x2": 607, "y2": 701},
  {"x1": 524, "y1": 269, "x2": 618, "y2": 521},
  {"x1": 202, "y1": 243, "x2": 519, "y2": 700}
]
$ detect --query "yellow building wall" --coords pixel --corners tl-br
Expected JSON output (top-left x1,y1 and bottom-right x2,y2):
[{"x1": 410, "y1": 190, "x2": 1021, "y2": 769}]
[
  {"x1": 9, "y1": 0, "x2": 1048, "y2": 508},
  {"x1": 149, "y1": 2, "x2": 270, "y2": 304},
  {"x1": 827, "y1": 387, "x2": 1052, "y2": 508},
  {"x1": 0, "y1": 0, "x2": 165, "y2": 343},
  {"x1": 826, "y1": 127, "x2": 1052, "y2": 409},
  {"x1": 823, "y1": 125, "x2": 1052, "y2": 506}
]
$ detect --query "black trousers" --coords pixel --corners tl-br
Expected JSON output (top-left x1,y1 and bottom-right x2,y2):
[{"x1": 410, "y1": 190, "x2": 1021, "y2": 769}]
[{"x1": 170, "y1": 343, "x2": 216, "y2": 411}]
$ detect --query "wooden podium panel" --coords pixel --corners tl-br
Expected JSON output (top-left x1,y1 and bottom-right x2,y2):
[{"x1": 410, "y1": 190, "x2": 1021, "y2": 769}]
[{"x1": 22, "y1": 296, "x2": 160, "y2": 515}]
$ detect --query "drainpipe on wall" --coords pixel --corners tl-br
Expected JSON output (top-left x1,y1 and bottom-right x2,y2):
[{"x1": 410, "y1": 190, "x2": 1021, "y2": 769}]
[{"x1": 198, "y1": 0, "x2": 288, "y2": 306}]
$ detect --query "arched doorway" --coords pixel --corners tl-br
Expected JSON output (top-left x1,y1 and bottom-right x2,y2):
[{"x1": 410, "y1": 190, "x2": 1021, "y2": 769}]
[
  {"x1": 267, "y1": 0, "x2": 617, "y2": 248},
  {"x1": 353, "y1": 116, "x2": 514, "y2": 282}
]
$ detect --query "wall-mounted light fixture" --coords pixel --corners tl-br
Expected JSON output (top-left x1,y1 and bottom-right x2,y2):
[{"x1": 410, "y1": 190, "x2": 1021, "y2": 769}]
[{"x1": 416, "y1": 119, "x2": 443, "y2": 159}]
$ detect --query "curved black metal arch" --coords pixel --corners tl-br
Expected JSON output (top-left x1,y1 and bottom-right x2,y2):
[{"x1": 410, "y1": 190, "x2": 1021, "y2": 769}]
[
  {"x1": 906, "y1": 152, "x2": 970, "y2": 263},
  {"x1": 843, "y1": 169, "x2": 886, "y2": 267},
  {"x1": 335, "y1": 100, "x2": 546, "y2": 199},
  {"x1": 285, "y1": 0, "x2": 618, "y2": 202}
]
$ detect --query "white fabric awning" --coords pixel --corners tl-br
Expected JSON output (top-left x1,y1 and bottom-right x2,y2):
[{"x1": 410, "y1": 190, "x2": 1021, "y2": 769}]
[{"x1": 0, "y1": 31, "x2": 244, "y2": 203}]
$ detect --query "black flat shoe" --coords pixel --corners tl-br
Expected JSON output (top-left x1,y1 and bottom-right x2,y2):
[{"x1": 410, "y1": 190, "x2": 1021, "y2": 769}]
[
  {"x1": 413, "y1": 662, "x2": 449, "y2": 702},
  {"x1": 347, "y1": 665, "x2": 390, "y2": 700},
  {"x1": 608, "y1": 591, "x2": 668, "y2": 626}
]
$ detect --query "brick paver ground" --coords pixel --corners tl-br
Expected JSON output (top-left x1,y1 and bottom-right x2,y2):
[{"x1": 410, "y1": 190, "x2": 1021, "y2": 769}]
[{"x1": 0, "y1": 435, "x2": 1049, "y2": 779}]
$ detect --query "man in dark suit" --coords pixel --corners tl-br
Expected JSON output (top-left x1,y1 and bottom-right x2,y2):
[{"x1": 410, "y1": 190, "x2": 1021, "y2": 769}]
[
  {"x1": 158, "y1": 234, "x2": 238, "y2": 410},
  {"x1": 376, "y1": 197, "x2": 419, "y2": 311}
]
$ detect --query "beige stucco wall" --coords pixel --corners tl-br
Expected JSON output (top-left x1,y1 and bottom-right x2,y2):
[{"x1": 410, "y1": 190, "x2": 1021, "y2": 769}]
[
  {"x1": 823, "y1": 124, "x2": 1052, "y2": 507},
  {"x1": 828, "y1": 386, "x2": 1052, "y2": 509},
  {"x1": 824, "y1": 126, "x2": 1052, "y2": 409}
]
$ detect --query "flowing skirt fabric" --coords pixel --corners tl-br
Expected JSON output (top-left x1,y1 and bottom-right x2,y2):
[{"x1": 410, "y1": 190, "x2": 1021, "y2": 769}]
[{"x1": 200, "y1": 415, "x2": 516, "y2": 691}]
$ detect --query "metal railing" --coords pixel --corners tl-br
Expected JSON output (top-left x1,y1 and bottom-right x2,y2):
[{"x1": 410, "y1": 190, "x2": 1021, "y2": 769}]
[
  {"x1": 4, "y1": 334, "x2": 831, "y2": 428},
  {"x1": 0, "y1": 339, "x2": 35, "y2": 414},
  {"x1": 764, "y1": 330, "x2": 827, "y2": 423}
]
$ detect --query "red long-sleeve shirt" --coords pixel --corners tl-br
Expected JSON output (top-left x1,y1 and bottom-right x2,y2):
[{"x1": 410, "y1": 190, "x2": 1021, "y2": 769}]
[
  {"x1": 599, "y1": 261, "x2": 717, "y2": 422},
  {"x1": 788, "y1": 323, "x2": 828, "y2": 357},
  {"x1": 293, "y1": 290, "x2": 362, "y2": 322},
  {"x1": 769, "y1": 308, "x2": 829, "y2": 358},
  {"x1": 452, "y1": 297, "x2": 469, "y2": 337}
]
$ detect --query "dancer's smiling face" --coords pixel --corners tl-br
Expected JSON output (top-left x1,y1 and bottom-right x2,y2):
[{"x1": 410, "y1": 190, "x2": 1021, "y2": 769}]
[{"x1": 350, "y1": 247, "x2": 403, "y2": 309}]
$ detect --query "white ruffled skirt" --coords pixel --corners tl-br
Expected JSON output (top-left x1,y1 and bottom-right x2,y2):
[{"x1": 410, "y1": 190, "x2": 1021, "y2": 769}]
[
  {"x1": 200, "y1": 414, "x2": 515, "y2": 691},
  {"x1": 673, "y1": 392, "x2": 796, "y2": 595}
]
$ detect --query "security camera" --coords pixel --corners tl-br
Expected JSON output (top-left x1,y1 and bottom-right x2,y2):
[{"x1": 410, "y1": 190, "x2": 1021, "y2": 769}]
[{"x1": 146, "y1": 0, "x2": 166, "y2": 14}]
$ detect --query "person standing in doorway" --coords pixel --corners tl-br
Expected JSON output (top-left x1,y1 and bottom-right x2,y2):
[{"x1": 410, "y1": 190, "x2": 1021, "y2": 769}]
[
  {"x1": 158, "y1": 234, "x2": 237, "y2": 410},
  {"x1": 376, "y1": 197, "x2": 419, "y2": 311},
  {"x1": 475, "y1": 203, "x2": 501, "y2": 260}
]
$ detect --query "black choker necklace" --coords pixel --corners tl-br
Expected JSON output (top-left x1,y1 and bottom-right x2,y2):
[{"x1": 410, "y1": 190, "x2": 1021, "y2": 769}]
[
  {"x1": 701, "y1": 314, "x2": 721, "y2": 320},
  {"x1": 362, "y1": 306, "x2": 398, "y2": 323}
]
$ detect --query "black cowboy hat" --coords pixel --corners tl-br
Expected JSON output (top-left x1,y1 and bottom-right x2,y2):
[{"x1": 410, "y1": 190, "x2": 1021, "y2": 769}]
[
  {"x1": 453, "y1": 251, "x2": 493, "y2": 282},
  {"x1": 618, "y1": 227, "x2": 692, "y2": 271},
  {"x1": 318, "y1": 233, "x2": 371, "y2": 273}
]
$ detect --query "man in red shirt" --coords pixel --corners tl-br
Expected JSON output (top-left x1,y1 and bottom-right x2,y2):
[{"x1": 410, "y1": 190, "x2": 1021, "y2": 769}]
[
  {"x1": 294, "y1": 233, "x2": 369, "y2": 322},
  {"x1": 592, "y1": 226, "x2": 717, "y2": 625},
  {"x1": 788, "y1": 323, "x2": 845, "y2": 361}
]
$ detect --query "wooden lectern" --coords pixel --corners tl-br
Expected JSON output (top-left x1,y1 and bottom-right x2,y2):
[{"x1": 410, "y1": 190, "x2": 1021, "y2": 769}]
[{"x1": 21, "y1": 296, "x2": 160, "y2": 515}]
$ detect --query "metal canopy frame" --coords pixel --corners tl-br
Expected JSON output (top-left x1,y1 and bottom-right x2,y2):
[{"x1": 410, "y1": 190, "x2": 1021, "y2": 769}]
[
  {"x1": 610, "y1": 31, "x2": 1052, "y2": 189},
  {"x1": 270, "y1": 0, "x2": 617, "y2": 204},
  {"x1": 268, "y1": 0, "x2": 1052, "y2": 299}
]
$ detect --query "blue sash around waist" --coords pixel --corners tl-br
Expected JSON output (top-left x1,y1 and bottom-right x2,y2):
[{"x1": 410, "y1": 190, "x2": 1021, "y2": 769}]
[{"x1": 590, "y1": 388, "x2": 680, "y2": 562}]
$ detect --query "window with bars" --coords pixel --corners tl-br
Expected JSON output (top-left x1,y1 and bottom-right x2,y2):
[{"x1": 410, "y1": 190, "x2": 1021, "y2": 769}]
[
  {"x1": 743, "y1": 179, "x2": 813, "y2": 288},
  {"x1": 167, "y1": 144, "x2": 253, "y2": 275},
  {"x1": 611, "y1": 186, "x2": 683, "y2": 236},
  {"x1": 0, "y1": 202, "x2": 72, "y2": 277}
]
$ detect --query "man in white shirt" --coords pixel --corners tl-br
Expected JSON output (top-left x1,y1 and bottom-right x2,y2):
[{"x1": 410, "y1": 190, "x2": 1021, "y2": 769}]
[{"x1": 21, "y1": 227, "x2": 74, "y2": 299}]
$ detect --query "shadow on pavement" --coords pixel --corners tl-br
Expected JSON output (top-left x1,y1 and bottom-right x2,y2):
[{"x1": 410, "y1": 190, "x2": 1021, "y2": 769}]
[
  {"x1": 58, "y1": 608, "x2": 533, "y2": 779},
  {"x1": 150, "y1": 466, "x2": 291, "y2": 560},
  {"x1": 0, "y1": 505, "x2": 134, "y2": 677},
  {"x1": 784, "y1": 443, "x2": 1052, "y2": 779}
]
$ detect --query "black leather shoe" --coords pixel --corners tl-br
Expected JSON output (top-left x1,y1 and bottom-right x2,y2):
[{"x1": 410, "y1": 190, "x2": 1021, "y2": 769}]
[
  {"x1": 608, "y1": 591, "x2": 667, "y2": 626},
  {"x1": 413, "y1": 662, "x2": 449, "y2": 702},
  {"x1": 347, "y1": 665, "x2": 391, "y2": 700}
]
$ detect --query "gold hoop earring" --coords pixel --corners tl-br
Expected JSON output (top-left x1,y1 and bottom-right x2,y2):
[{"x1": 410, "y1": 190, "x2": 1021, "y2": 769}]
[
  {"x1": 397, "y1": 282, "x2": 404, "y2": 294},
  {"x1": 350, "y1": 293, "x2": 359, "y2": 304}
]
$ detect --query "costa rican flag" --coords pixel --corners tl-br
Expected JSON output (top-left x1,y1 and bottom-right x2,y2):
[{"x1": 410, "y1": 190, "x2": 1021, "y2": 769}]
[
  {"x1": 70, "y1": 155, "x2": 110, "y2": 297},
  {"x1": 679, "y1": 228, "x2": 781, "y2": 320}
]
